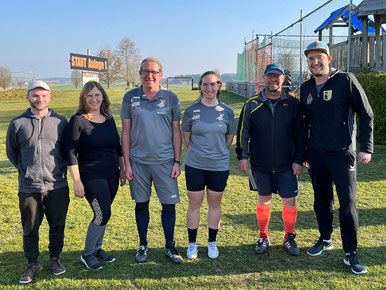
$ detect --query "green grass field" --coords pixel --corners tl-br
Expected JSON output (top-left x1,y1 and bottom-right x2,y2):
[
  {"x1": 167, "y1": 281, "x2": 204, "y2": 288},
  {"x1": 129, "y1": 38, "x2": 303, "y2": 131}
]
[{"x1": 0, "y1": 88, "x2": 385, "y2": 289}]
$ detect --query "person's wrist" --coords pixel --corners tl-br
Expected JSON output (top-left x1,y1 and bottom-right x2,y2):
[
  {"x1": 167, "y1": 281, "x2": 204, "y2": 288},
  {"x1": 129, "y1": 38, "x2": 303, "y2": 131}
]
[{"x1": 174, "y1": 159, "x2": 182, "y2": 165}]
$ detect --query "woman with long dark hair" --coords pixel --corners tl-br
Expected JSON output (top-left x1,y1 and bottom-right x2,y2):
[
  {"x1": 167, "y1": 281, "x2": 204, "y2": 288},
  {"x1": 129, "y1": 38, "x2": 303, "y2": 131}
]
[{"x1": 66, "y1": 81, "x2": 125, "y2": 270}]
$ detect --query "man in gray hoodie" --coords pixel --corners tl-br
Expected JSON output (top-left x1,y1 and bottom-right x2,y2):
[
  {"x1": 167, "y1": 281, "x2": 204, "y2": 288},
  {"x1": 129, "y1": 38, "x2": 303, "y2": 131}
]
[{"x1": 6, "y1": 80, "x2": 70, "y2": 284}]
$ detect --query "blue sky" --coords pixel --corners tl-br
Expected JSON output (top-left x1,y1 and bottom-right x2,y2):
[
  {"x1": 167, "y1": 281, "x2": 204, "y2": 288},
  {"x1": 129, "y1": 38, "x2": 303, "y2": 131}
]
[{"x1": 1, "y1": 0, "x2": 351, "y2": 78}]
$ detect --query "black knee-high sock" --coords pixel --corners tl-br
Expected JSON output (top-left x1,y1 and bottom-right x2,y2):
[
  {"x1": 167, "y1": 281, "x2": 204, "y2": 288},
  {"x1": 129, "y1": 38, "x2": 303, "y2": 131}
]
[
  {"x1": 135, "y1": 209, "x2": 149, "y2": 247},
  {"x1": 161, "y1": 204, "x2": 175, "y2": 247}
]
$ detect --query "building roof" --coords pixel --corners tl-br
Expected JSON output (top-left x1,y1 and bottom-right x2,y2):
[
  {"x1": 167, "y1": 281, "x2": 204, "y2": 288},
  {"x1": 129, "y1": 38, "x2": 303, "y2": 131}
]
[
  {"x1": 314, "y1": 4, "x2": 385, "y2": 33},
  {"x1": 358, "y1": 0, "x2": 386, "y2": 16}
]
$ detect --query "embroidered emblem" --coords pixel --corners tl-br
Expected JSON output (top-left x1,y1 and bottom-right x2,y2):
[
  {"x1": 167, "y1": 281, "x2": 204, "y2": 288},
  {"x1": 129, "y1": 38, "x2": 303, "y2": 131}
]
[
  {"x1": 215, "y1": 105, "x2": 224, "y2": 111},
  {"x1": 307, "y1": 93, "x2": 313, "y2": 105},
  {"x1": 157, "y1": 99, "x2": 165, "y2": 108},
  {"x1": 192, "y1": 110, "x2": 200, "y2": 121},
  {"x1": 216, "y1": 113, "x2": 224, "y2": 121},
  {"x1": 323, "y1": 90, "x2": 332, "y2": 101},
  {"x1": 131, "y1": 96, "x2": 141, "y2": 109}
]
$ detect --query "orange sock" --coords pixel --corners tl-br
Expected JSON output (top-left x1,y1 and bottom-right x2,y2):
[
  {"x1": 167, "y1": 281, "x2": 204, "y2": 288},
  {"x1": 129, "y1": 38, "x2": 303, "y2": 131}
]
[
  {"x1": 256, "y1": 202, "x2": 271, "y2": 238},
  {"x1": 282, "y1": 205, "x2": 298, "y2": 240}
]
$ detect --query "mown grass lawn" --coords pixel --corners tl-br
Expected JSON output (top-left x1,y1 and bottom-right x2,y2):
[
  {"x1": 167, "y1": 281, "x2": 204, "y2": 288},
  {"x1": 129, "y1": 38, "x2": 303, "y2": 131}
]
[{"x1": 0, "y1": 88, "x2": 385, "y2": 289}]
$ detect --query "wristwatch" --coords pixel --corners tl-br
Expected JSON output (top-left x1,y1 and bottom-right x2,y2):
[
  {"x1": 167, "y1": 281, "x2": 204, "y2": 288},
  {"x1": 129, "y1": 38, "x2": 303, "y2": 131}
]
[{"x1": 174, "y1": 159, "x2": 182, "y2": 165}]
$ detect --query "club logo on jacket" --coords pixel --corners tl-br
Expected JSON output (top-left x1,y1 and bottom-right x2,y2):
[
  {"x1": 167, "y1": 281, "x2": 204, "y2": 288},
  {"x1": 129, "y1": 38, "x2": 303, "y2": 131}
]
[
  {"x1": 216, "y1": 113, "x2": 224, "y2": 121},
  {"x1": 323, "y1": 90, "x2": 332, "y2": 101},
  {"x1": 307, "y1": 93, "x2": 313, "y2": 105},
  {"x1": 157, "y1": 99, "x2": 165, "y2": 108}
]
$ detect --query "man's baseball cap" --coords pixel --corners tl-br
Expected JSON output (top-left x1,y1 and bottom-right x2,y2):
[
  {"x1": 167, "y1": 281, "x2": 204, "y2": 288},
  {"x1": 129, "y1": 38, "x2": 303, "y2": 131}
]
[
  {"x1": 304, "y1": 41, "x2": 330, "y2": 56},
  {"x1": 264, "y1": 63, "x2": 285, "y2": 75},
  {"x1": 27, "y1": 80, "x2": 51, "y2": 92}
]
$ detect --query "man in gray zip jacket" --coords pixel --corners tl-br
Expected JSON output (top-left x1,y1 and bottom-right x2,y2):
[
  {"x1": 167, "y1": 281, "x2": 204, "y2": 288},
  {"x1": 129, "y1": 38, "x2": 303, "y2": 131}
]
[{"x1": 6, "y1": 80, "x2": 70, "y2": 284}]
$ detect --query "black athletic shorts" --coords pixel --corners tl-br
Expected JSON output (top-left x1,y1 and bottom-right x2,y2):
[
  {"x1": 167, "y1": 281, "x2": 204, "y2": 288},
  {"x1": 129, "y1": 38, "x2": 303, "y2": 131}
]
[
  {"x1": 249, "y1": 169, "x2": 298, "y2": 198},
  {"x1": 185, "y1": 164, "x2": 229, "y2": 192}
]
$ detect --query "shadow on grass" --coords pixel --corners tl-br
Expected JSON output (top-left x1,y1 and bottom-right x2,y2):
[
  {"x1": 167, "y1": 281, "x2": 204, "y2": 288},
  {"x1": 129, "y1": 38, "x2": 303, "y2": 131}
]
[
  {"x1": 223, "y1": 207, "x2": 386, "y2": 231},
  {"x1": 0, "y1": 246, "x2": 384, "y2": 285}
]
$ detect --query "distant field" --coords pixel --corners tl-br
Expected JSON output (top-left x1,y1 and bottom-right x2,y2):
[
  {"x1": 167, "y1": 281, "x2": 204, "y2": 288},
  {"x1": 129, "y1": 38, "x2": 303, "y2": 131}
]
[{"x1": 0, "y1": 88, "x2": 385, "y2": 288}]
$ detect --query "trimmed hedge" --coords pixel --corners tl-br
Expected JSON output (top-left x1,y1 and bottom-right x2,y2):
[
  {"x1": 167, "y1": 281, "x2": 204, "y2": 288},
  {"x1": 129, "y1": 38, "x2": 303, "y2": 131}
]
[
  {"x1": 0, "y1": 89, "x2": 59, "y2": 101},
  {"x1": 356, "y1": 72, "x2": 386, "y2": 145}
]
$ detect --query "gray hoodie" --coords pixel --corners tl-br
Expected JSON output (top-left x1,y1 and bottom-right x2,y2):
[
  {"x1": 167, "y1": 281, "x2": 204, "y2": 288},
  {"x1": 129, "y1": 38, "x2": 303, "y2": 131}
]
[{"x1": 6, "y1": 108, "x2": 68, "y2": 193}]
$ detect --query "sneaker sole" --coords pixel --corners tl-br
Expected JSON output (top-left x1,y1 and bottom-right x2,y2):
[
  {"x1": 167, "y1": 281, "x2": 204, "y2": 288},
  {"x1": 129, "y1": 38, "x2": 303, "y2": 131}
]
[
  {"x1": 306, "y1": 244, "x2": 333, "y2": 256},
  {"x1": 187, "y1": 254, "x2": 198, "y2": 259},
  {"x1": 80, "y1": 255, "x2": 103, "y2": 270},
  {"x1": 343, "y1": 258, "x2": 368, "y2": 275},
  {"x1": 96, "y1": 257, "x2": 116, "y2": 263},
  {"x1": 208, "y1": 253, "x2": 219, "y2": 259},
  {"x1": 19, "y1": 279, "x2": 32, "y2": 284},
  {"x1": 52, "y1": 269, "x2": 66, "y2": 276}
]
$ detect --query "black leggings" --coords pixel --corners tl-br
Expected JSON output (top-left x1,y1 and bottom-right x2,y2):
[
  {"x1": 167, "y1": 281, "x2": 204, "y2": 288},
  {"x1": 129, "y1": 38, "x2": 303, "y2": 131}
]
[{"x1": 82, "y1": 174, "x2": 119, "y2": 226}]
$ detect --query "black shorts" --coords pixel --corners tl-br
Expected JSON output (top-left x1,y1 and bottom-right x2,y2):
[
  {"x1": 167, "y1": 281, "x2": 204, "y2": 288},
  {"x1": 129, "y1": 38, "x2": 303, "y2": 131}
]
[
  {"x1": 185, "y1": 165, "x2": 229, "y2": 192},
  {"x1": 249, "y1": 169, "x2": 298, "y2": 198}
]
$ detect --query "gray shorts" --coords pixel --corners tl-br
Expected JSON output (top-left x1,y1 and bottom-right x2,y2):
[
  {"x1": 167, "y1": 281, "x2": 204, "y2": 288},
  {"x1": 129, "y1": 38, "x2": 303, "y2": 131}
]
[{"x1": 129, "y1": 159, "x2": 180, "y2": 204}]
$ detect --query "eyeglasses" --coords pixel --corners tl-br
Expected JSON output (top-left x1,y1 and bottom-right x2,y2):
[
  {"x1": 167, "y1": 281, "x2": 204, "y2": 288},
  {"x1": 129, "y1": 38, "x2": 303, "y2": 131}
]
[
  {"x1": 140, "y1": 70, "x2": 161, "y2": 75},
  {"x1": 307, "y1": 55, "x2": 326, "y2": 62}
]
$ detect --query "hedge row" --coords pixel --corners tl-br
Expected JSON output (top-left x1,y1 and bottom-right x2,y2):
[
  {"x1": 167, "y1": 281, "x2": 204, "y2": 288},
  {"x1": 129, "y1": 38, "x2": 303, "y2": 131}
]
[
  {"x1": 0, "y1": 89, "x2": 59, "y2": 101},
  {"x1": 356, "y1": 72, "x2": 386, "y2": 145}
]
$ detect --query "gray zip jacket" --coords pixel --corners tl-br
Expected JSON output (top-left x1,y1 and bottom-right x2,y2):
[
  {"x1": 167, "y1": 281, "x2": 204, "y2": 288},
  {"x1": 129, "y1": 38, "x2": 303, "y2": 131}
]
[{"x1": 6, "y1": 108, "x2": 68, "y2": 193}]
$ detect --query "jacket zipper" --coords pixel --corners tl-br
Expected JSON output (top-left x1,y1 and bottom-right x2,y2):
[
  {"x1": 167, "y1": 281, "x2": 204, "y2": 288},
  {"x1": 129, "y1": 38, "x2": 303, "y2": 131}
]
[{"x1": 38, "y1": 118, "x2": 46, "y2": 192}]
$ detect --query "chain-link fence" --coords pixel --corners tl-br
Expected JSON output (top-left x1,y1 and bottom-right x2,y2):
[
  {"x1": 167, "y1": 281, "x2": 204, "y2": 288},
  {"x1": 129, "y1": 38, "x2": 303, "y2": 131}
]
[{"x1": 230, "y1": 0, "x2": 365, "y2": 98}]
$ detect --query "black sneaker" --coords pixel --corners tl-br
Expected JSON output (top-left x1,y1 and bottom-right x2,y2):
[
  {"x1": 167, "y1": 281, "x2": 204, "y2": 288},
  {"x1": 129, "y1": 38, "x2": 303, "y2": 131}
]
[
  {"x1": 283, "y1": 233, "x2": 300, "y2": 256},
  {"x1": 49, "y1": 257, "x2": 66, "y2": 275},
  {"x1": 306, "y1": 238, "x2": 333, "y2": 256},
  {"x1": 136, "y1": 245, "x2": 148, "y2": 263},
  {"x1": 344, "y1": 252, "x2": 367, "y2": 274},
  {"x1": 254, "y1": 238, "x2": 269, "y2": 254},
  {"x1": 96, "y1": 249, "x2": 116, "y2": 263},
  {"x1": 80, "y1": 253, "x2": 103, "y2": 270},
  {"x1": 19, "y1": 263, "x2": 42, "y2": 284},
  {"x1": 165, "y1": 241, "x2": 183, "y2": 264}
]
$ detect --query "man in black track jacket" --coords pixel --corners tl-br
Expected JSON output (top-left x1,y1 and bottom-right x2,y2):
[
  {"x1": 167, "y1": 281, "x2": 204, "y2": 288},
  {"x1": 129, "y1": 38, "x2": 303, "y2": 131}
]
[
  {"x1": 300, "y1": 41, "x2": 373, "y2": 275},
  {"x1": 237, "y1": 64, "x2": 306, "y2": 257}
]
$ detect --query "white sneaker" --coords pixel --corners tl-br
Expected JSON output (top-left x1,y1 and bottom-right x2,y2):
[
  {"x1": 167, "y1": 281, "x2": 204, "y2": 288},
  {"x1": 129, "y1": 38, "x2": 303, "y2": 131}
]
[
  {"x1": 187, "y1": 242, "x2": 198, "y2": 259},
  {"x1": 208, "y1": 241, "x2": 219, "y2": 259}
]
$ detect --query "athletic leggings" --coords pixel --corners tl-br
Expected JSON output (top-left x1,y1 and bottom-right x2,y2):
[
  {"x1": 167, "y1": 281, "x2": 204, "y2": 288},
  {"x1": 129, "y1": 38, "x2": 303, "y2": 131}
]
[{"x1": 82, "y1": 174, "x2": 119, "y2": 226}]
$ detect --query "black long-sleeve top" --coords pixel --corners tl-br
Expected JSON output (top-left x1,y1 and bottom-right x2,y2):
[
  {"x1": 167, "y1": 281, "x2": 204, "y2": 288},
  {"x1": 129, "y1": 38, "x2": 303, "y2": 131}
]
[
  {"x1": 300, "y1": 69, "x2": 373, "y2": 153},
  {"x1": 65, "y1": 113, "x2": 122, "y2": 179}
]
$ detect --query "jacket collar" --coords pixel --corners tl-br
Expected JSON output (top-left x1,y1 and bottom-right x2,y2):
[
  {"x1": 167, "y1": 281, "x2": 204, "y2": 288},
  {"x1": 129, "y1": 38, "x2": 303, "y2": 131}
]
[{"x1": 260, "y1": 89, "x2": 288, "y2": 102}]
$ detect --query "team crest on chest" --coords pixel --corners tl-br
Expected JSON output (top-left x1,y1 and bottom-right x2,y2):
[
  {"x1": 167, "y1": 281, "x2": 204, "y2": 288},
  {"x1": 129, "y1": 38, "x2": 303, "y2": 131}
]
[
  {"x1": 307, "y1": 93, "x2": 313, "y2": 105},
  {"x1": 131, "y1": 96, "x2": 141, "y2": 109},
  {"x1": 192, "y1": 110, "x2": 200, "y2": 121},
  {"x1": 323, "y1": 90, "x2": 332, "y2": 101},
  {"x1": 157, "y1": 99, "x2": 166, "y2": 108},
  {"x1": 216, "y1": 113, "x2": 224, "y2": 121}
]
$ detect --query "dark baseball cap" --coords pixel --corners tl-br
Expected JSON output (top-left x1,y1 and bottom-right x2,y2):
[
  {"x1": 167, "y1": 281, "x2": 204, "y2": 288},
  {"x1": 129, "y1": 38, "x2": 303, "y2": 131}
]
[{"x1": 264, "y1": 64, "x2": 285, "y2": 75}]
